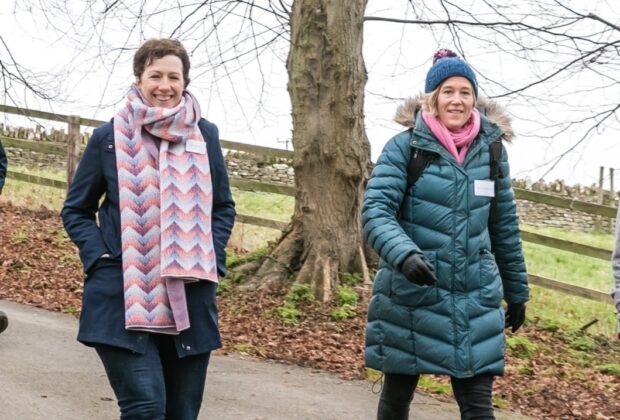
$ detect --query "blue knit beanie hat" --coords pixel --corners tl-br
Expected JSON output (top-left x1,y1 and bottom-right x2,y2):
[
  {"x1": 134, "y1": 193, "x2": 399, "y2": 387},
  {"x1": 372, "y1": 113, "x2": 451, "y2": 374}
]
[{"x1": 425, "y1": 49, "x2": 478, "y2": 97}]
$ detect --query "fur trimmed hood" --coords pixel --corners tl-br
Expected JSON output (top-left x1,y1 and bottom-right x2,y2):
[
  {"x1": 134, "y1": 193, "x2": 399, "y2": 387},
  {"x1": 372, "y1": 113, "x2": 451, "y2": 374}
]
[{"x1": 393, "y1": 94, "x2": 514, "y2": 142}]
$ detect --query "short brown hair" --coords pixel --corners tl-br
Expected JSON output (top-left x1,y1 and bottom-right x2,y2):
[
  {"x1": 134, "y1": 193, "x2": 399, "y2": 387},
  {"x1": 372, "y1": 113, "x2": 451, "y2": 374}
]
[{"x1": 133, "y1": 39, "x2": 191, "y2": 87}]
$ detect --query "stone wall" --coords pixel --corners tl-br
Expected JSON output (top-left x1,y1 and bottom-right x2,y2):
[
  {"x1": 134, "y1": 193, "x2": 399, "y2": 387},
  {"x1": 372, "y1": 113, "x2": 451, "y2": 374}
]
[
  {"x1": 512, "y1": 179, "x2": 618, "y2": 233},
  {"x1": 4, "y1": 147, "x2": 66, "y2": 168},
  {"x1": 223, "y1": 154, "x2": 619, "y2": 233},
  {"x1": 0, "y1": 123, "x2": 90, "y2": 143},
  {"x1": 226, "y1": 152, "x2": 295, "y2": 185},
  {"x1": 1, "y1": 123, "x2": 617, "y2": 233},
  {"x1": 516, "y1": 200, "x2": 615, "y2": 233},
  {"x1": 1, "y1": 122, "x2": 88, "y2": 167}
]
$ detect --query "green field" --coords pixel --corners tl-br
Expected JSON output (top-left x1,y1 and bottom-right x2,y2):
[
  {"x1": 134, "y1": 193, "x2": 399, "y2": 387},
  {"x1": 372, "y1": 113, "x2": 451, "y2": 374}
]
[
  {"x1": 2, "y1": 166, "x2": 617, "y2": 337},
  {"x1": 521, "y1": 225, "x2": 615, "y2": 336}
]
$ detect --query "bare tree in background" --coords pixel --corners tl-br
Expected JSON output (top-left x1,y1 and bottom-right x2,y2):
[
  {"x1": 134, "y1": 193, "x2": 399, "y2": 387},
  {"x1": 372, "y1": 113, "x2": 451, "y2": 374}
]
[
  {"x1": 251, "y1": 0, "x2": 370, "y2": 299},
  {"x1": 365, "y1": 1, "x2": 619, "y2": 180},
  {"x1": 0, "y1": 34, "x2": 61, "y2": 104},
  {"x1": 11, "y1": 0, "x2": 619, "y2": 298}
]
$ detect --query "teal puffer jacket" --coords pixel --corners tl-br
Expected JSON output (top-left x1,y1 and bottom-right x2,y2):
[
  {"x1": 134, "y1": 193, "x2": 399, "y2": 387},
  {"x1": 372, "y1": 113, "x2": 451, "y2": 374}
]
[{"x1": 363, "y1": 98, "x2": 528, "y2": 378}]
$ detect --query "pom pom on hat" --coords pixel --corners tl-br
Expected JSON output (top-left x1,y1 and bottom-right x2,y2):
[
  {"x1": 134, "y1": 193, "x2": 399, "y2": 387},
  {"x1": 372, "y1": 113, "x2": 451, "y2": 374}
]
[
  {"x1": 425, "y1": 49, "x2": 478, "y2": 97},
  {"x1": 432, "y1": 49, "x2": 458, "y2": 64}
]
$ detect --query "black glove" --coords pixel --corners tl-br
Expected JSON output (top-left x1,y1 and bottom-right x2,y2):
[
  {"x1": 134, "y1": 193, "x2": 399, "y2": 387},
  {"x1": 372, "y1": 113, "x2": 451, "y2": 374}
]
[
  {"x1": 400, "y1": 253, "x2": 437, "y2": 286},
  {"x1": 505, "y1": 303, "x2": 526, "y2": 333}
]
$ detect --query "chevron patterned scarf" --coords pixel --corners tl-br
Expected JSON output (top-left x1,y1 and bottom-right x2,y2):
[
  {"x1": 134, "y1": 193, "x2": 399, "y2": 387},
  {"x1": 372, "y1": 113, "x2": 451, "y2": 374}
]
[{"x1": 114, "y1": 85, "x2": 218, "y2": 334}]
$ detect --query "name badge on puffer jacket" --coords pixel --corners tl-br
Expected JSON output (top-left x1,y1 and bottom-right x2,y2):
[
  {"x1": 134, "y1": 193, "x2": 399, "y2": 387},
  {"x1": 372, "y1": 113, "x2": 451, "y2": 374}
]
[{"x1": 474, "y1": 180, "x2": 495, "y2": 197}]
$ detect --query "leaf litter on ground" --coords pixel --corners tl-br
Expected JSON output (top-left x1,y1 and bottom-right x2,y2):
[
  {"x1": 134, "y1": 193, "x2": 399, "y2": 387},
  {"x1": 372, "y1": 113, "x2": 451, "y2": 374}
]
[{"x1": 0, "y1": 201, "x2": 618, "y2": 419}]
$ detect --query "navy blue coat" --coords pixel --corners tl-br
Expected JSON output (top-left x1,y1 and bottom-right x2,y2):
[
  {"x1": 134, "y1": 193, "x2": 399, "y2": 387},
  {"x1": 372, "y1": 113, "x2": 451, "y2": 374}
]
[
  {"x1": 0, "y1": 140, "x2": 6, "y2": 192},
  {"x1": 61, "y1": 119, "x2": 235, "y2": 357}
]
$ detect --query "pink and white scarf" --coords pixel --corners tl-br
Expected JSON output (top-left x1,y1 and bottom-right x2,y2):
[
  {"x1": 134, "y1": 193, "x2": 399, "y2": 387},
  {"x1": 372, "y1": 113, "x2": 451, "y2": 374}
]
[
  {"x1": 114, "y1": 85, "x2": 218, "y2": 334},
  {"x1": 422, "y1": 108, "x2": 481, "y2": 164}
]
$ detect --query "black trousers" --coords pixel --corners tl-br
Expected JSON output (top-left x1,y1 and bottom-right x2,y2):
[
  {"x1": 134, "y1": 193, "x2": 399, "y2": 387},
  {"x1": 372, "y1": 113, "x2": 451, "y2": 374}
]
[{"x1": 377, "y1": 373, "x2": 495, "y2": 420}]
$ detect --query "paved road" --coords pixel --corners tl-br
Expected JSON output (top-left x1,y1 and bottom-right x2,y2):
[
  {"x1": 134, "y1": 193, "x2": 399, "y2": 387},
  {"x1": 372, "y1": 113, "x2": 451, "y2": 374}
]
[{"x1": 0, "y1": 299, "x2": 531, "y2": 420}]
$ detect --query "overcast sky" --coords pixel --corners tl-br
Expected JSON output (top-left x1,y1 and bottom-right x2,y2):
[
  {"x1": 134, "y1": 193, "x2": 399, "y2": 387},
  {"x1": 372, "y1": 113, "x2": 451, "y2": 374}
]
[{"x1": 1, "y1": 0, "x2": 619, "y2": 188}]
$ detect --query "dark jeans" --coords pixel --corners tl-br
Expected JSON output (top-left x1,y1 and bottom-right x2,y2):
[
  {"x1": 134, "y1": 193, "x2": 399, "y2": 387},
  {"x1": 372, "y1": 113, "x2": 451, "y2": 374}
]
[
  {"x1": 378, "y1": 373, "x2": 495, "y2": 420},
  {"x1": 95, "y1": 334, "x2": 211, "y2": 420}
]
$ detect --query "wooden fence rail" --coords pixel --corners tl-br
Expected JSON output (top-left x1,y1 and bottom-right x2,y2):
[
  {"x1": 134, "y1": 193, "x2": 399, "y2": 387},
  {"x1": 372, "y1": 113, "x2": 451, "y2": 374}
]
[
  {"x1": 6, "y1": 170, "x2": 66, "y2": 189},
  {"x1": 520, "y1": 229, "x2": 612, "y2": 261},
  {"x1": 1, "y1": 104, "x2": 616, "y2": 306},
  {"x1": 529, "y1": 275, "x2": 612, "y2": 304},
  {"x1": 0, "y1": 136, "x2": 66, "y2": 155},
  {"x1": 0, "y1": 135, "x2": 294, "y2": 160},
  {"x1": 515, "y1": 188, "x2": 617, "y2": 218},
  {"x1": 0, "y1": 104, "x2": 102, "y2": 127}
]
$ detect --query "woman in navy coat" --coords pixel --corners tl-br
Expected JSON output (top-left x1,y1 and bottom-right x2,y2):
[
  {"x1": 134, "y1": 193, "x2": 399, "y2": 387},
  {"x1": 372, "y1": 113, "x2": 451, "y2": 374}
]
[{"x1": 62, "y1": 39, "x2": 235, "y2": 420}]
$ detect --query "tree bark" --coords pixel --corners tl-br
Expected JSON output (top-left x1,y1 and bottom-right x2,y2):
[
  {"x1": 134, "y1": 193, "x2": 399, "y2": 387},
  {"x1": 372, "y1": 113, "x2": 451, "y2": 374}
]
[{"x1": 249, "y1": 0, "x2": 371, "y2": 301}]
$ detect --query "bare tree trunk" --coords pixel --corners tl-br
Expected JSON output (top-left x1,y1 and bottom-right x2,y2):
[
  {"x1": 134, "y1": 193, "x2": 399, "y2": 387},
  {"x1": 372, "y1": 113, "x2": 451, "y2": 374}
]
[{"x1": 248, "y1": 0, "x2": 371, "y2": 301}]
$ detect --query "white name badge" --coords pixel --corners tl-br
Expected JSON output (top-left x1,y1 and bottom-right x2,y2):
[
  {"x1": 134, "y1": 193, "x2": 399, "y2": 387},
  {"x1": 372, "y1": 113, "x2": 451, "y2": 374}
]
[
  {"x1": 474, "y1": 180, "x2": 495, "y2": 197},
  {"x1": 186, "y1": 139, "x2": 206, "y2": 154}
]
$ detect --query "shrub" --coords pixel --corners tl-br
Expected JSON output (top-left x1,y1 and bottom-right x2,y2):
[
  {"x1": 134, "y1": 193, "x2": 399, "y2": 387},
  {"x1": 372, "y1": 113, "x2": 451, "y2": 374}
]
[
  {"x1": 276, "y1": 302, "x2": 300, "y2": 326},
  {"x1": 506, "y1": 336, "x2": 536, "y2": 359},
  {"x1": 216, "y1": 279, "x2": 232, "y2": 296},
  {"x1": 539, "y1": 318, "x2": 560, "y2": 332},
  {"x1": 339, "y1": 272, "x2": 363, "y2": 286},
  {"x1": 336, "y1": 286, "x2": 358, "y2": 306},
  {"x1": 330, "y1": 304, "x2": 356, "y2": 321},
  {"x1": 567, "y1": 330, "x2": 596, "y2": 352},
  {"x1": 598, "y1": 364, "x2": 620, "y2": 377},
  {"x1": 226, "y1": 247, "x2": 269, "y2": 269},
  {"x1": 286, "y1": 284, "x2": 315, "y2": 304}
]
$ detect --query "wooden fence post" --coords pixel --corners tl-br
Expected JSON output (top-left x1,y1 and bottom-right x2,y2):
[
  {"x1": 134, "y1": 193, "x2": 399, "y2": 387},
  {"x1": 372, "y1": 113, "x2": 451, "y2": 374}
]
[
  {"x1": 595, "y1": 166, "x2": 605, "y2": 231},
  {"x1": 610, "y1": 168, "x2": 615, "y2": 203},
  {"x1": 66, "y1": 115, "x2": 81, "y2": 189},
  {"x1": 598, "y1": 166, "x2": 604, "y2": 203}
]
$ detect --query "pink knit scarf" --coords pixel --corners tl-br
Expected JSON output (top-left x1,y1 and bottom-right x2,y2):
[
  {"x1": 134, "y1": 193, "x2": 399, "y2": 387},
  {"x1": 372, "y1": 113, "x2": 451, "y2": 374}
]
[
  {"x1": 114, "y1": 85, "x2": 218, "y2": 334},
  {"x1": 422, "y1": 108, "x2": 481, "y2": 164}
]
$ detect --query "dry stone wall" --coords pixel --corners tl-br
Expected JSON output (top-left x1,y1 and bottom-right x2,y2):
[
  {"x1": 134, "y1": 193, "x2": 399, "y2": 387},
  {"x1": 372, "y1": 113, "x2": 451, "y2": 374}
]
[
  {"x1": 512, "y1": 179, "x2": 618, "y2": 233},
  {"x1": 0, "y1": 123, "x2": 90, "y2": 144},
  {"x1": 226, "y1": 152, "x2": 295, "y2": 185},
  {"x1": 4, "y1": 147, "x2": 65, "y2": 168},
  {"x1": 1, "y1": 123, "x2": 617, "y2": 233},
  {"x1": 1, "y1": 123, "x2": 87, "y2": 167}
]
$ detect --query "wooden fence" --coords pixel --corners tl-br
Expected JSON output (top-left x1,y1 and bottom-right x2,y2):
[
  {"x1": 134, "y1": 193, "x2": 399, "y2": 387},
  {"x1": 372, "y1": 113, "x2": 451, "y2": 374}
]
[{"x1": 0, "y1": 104, "x2": 615, "y2": 305}]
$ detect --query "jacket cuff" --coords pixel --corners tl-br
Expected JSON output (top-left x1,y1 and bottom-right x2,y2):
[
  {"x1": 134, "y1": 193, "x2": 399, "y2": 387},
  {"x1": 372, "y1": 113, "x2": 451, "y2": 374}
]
[{"x1": 81, "y1": 244, "x2": 112, "y2": 274}]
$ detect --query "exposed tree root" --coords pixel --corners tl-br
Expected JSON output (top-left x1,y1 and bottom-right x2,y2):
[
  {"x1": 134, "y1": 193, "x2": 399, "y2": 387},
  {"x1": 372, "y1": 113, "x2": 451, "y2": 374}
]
[{"x1": 240, "y1": 223, "x2": 304, "y2": 291}]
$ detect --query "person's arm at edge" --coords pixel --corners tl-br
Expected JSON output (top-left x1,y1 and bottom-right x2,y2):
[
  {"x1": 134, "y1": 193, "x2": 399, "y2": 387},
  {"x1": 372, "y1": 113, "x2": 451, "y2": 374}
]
[{"x1": 611, "y1": 205, "x2": 620, "y2": 338}]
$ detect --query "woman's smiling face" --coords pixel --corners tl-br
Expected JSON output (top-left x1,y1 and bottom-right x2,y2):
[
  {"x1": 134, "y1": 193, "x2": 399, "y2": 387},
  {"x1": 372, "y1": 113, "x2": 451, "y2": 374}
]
[
  {"x1": 136, "y1": 55, "x2": 185, "y2": 108},
  {"x1": 436, "y1": 76, "x2": 475, "y2": 131}
]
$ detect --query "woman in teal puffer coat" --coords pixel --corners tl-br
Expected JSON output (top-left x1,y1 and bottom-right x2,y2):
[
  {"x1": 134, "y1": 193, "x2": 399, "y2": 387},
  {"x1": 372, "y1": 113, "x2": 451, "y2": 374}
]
[{"x1": 363, "y1": 49, "x2": 529, "y2": 420}]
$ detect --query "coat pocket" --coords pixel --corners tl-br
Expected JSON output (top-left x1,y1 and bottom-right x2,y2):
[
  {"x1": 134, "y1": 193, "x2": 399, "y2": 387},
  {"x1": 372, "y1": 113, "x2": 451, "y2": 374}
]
[
  {"x1": 86, "y1": 255, "x2": 122, "y2": 279},
  {"x1": 390, "y1": 251, "x2": 439, "y2": 307},
  {"x1": 478, "y1": 250, "x2": 504, "y2": 307}
]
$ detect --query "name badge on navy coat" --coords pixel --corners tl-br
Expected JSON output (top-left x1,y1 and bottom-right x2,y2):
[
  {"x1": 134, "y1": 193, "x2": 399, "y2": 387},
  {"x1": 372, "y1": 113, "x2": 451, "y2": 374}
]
[{"x1": 186, "y1": 139, "x2": 206, "y2": 154}]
